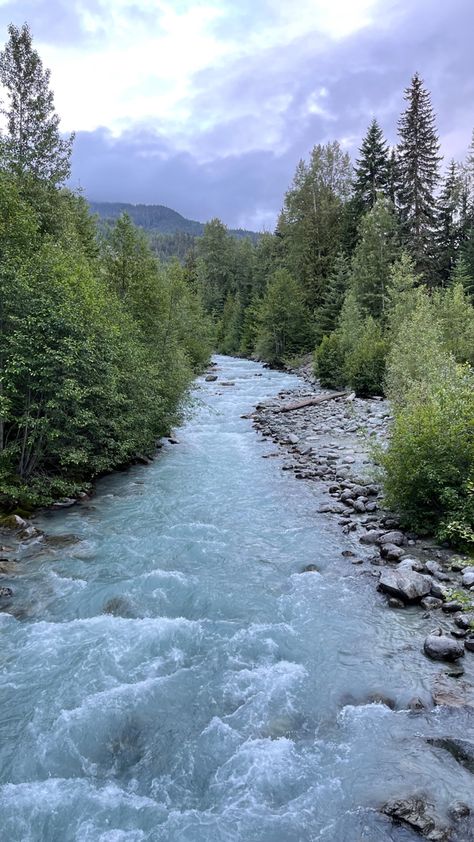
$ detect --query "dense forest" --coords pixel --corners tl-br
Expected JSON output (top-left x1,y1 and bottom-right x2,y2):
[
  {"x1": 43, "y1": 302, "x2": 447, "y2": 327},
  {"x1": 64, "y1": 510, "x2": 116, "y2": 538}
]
[
  {"x1": 0, "y1": 22, "x2": 472, "y2": 552},
  {"x1": 0, "y1": 24, "x2": 213, "y2": 509},
  {"x1": 191, "y1": 78, "x2": 474, "y2": 551}
]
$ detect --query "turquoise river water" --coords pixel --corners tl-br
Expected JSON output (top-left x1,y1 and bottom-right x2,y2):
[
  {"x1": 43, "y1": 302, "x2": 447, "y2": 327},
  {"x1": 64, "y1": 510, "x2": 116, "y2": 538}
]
[{"x1": 0, "y1": 356, "x2": 473, "y2": 841}]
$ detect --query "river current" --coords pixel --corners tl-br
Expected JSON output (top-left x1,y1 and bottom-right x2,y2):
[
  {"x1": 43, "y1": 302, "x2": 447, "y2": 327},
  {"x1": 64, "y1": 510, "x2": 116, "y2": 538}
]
[{"x1": 1, "y1": 356, "x2": 473, "y2": 841}]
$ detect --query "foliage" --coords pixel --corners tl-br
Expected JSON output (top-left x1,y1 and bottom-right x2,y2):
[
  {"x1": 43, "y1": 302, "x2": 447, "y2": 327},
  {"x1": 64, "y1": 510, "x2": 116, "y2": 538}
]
[
  {"x1": 344, "y1": 317, "x2": 386, "y2": 396},
  {"x1": 254, "y1": 270, "x2": 313, "y2": 365},
  {"x1": 0, "y1": 23, "x2": 73, "y2": 184},
  {"x1": 314, "y1": 333, "x2": 345, "y2": 388},
  {"x1": 381, "y1": 362, "x2": 474, "y2": 545},
  {"x1": 350, "y1": 196, "x2": 400, "y2": 319},
  {"x1": 353, "y1": 118, "x2": 390, "y2": 214},
  {"x1": 397, "y1": 72, "x2": 442, "y2": 278}
]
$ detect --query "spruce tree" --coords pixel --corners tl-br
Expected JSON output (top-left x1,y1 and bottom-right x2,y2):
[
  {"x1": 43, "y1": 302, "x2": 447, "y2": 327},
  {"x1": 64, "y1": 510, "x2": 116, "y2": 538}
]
[
  {"x1": 435, "y1": 160, "x2": 463, "y2": 285},
  {"x1": 0, "y1": 23, "x2": 74, "y2": 185},
  {"x1": 397, "y1": 72, "x2": 441, "y2": 280},
  {"x1": 353, "y1": 118, "x2": 390, "y2": 211},
  {"x1": 317, "y1": 251, "x2": 350, "y2": 339}
]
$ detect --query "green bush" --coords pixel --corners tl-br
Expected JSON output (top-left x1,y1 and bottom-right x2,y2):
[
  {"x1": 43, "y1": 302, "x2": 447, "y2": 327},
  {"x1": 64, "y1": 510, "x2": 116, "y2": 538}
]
[
  {"x1": 344, "y1": 317, "x2": 386, "y2": 396},
  {"x1": 314, "y1": 333, "x2": 345, "y2": 388},
  {"x1": 381, "y1": 363, "x2": 474, "y2": 546}
]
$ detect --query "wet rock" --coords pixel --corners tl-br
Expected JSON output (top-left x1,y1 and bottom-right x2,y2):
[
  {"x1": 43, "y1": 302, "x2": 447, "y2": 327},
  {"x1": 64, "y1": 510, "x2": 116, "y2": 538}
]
[
  {"x1": 378, "y1": 569, "x2": 432, "y2": 602},
  {"x1": 360, "y1": 530, "x2": 383, "y2": 545},
  {"x1": 0, "y1": 586, "x2": 13, "y2": 598},
  {"x1": 205, "y1": 374, "x2": 217, "y2": 381},
  {"x1": 430, "y1": 582, "x2": 449, "y2": 600},
  {"x1": 102, "y1": 596, "x2": 134, "y2": 618},
  {"x1": 352, "y1": 498, "x2": 366, "y2": 513},
  {"x1": 1, "y1": 514, "x2": 28, "y2": 529},
  {"x1": 378, "y1": 530, "x2": 406, "y2": 547},
  {"x1": 421, "y1": 596, "x2": 444, "y2": 610},
  {"x1": 448, "y1": 802, "x2": 471, "y2": 822},
  {"x1": 465, "y1": 635, "x2": 474, "y2": 653},
  {"x1": 424, "y1": 631, "x2": 464, "y2": 661},
  {"x1": 408, "y1": 696, "x2": 427, "y2": 712},
  {"x1": 388, "y1": 597, "x2": 405, "y2": 609},
  {"x1": 455, "y1": 613, "x2": 474, "y2": 630},
  {"x1": 462, "y1": 569, "x2": 474, "y2": 588},
  {"x1": 300, "y1": 564, "x2": 319, "y2": 573},
  {"x1": 427, "y1": 738, "x2": 474, "y2": 774},
  {"x1": 52, "y1": 497, "x2": 77, "y2": 508},
  {"x1": 381, "y1": 796, "x2": 450, "y2": 841},
  {"x1": 380, "y1": 543, "x2": 404, "y2": 561},
  {"x1": 442, "y1": 601, "x2": 465, "y2": 613}
]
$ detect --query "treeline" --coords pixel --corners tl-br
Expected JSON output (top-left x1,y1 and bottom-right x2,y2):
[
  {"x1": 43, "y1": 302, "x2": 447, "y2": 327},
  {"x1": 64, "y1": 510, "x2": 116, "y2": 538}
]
[
  {"x1": 193, "y1": 74, "x2": 474, "y2": 549},
  {"x1": 0, "y1": 24, "x2": 213, "y2": 508}
]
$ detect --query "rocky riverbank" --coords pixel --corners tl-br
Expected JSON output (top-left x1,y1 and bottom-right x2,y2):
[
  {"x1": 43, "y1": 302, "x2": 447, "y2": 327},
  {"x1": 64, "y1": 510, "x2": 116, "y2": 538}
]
[
  {"x1": 247, "y1": 361, "x2": 474, "y2": 839},
  {"x1": 247, "y1": 360, "x2": 474, "y2": 693}
]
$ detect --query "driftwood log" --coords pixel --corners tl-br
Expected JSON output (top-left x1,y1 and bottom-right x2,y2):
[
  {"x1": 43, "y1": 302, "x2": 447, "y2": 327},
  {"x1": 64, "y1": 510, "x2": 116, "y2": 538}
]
[{"x1": 277, "y1": 392, "x2": 348, "y2": 413}]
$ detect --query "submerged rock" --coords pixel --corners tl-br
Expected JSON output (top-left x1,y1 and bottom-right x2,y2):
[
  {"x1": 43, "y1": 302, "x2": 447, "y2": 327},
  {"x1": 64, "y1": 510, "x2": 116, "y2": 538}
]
[
  {"x1": 427, "y1": 738, "x2": 474, "y2": 774},
  {"x1": 0, "y1": 586, "x2": 13, "y2": 598}
]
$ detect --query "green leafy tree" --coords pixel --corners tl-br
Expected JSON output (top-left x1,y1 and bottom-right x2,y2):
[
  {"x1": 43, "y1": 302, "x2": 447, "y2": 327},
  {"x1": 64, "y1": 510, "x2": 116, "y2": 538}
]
[
  {"x1": 278, "y1": 141, "x2": 352, "y2": 310},
  {"x1": 0, "y1": 23, "x2": 73, "y2": 185},
  {"x1": 350, "y1": 196, "x2": 400, "y2": 318},
  {"x1": 254, "y1": 270, "x2": 313, "y2": 364}
]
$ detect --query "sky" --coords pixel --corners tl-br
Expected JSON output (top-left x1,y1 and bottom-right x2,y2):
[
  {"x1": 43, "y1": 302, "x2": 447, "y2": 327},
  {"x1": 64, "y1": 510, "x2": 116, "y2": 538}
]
[{"x1": 0, "y1": 0, "x2": 472, "y2": 230}]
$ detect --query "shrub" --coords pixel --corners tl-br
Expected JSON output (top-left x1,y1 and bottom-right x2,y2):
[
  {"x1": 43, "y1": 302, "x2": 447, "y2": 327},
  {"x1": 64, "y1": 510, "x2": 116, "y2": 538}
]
[
  {"x1": 381, "y1": 363, "x2": 474, "y2": 546},
  {"x1": 345, "y1": 317, "x2": 386, "y2": 396},
  {"x1": 314, "y1": 333, "x2": 345, "y2": 388}
]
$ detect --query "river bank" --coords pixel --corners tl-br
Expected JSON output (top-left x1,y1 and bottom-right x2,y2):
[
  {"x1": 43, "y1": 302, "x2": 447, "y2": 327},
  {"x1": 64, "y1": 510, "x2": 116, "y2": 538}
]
[{"x1": 246, "y1": 357, "x2": 474, "y2": 696}]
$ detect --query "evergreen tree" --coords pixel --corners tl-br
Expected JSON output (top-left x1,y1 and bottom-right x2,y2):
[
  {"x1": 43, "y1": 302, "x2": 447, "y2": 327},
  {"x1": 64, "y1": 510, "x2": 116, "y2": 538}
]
[
  {"x1": 451, "y1": 254, "x2": 474, "y2": 299},
  {"x1": 388, "y1": 147, "x2": 401, "y2": 208},
  {"x1": 397, "y1": 72, "x2": 441, "y2": 279},
  {"x1": 435, "y1": 160, "x2": 463, "y2": 285},
  {"x1": 350, "y1": 196, "x2": 400, "y2": 318},
  {"x1": 353, "y1": 118, "x2": 390, "y2": 212},
  {"x1": 0, "y1": 23, "x2": 74, "y2": 185},
  {"x1": 316, "y1": 251, "x2": 350, "y2": 339}
]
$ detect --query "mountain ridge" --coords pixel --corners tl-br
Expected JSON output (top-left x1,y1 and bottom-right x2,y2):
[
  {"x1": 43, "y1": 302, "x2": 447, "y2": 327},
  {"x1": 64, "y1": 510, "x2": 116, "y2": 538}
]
[{"x1": 88, "y1": 200, "x2": 258, "y2": 241}]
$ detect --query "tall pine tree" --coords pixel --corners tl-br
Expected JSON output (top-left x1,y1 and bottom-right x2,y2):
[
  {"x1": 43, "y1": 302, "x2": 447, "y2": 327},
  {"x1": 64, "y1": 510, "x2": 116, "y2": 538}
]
[
  {"x1": 353, "y1": 118, "x2": 390, "y2": 212},
  {"x1": 397, "y1": 72, "x2": 441, "y2": 280}
]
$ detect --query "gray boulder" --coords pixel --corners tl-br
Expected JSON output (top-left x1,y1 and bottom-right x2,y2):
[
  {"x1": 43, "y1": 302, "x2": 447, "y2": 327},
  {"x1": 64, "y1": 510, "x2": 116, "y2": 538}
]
[
  {"x1": 378, "y1": 530, "x2": 406, "y2": 546},
  {"x1": 461, "y1": 569, "x2": 474, "y2": 588},
  {"x1": 424, "y1": 631, "x2": 464, "y2": 661},
  {"x1": 378, "y1": 569, "x2": 431, "y2": 602}
]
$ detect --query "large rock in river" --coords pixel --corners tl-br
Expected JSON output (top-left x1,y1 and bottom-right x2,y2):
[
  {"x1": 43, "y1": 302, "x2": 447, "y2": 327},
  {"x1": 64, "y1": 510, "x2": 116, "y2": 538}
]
[
  {"x1": 424, "y1": 631, "x2": 464, "y2": 661},
  {"x1": 381, "y1": 796, "x2": 451, "y2": 841},
  {"x1": 378, "y1": 569, "x2": 431, "y2": 603}
]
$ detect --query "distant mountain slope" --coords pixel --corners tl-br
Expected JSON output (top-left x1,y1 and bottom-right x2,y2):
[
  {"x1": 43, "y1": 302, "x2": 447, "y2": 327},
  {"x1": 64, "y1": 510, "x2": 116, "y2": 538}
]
[{"x1": 88, "y1": 201, "x2": 258, "y2": 241}]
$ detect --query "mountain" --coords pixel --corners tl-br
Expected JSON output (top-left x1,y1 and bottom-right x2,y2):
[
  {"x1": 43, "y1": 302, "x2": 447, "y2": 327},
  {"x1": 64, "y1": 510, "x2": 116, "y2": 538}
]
[{"x1": 88, "y1": 201, "x2": 259, "y2": 241}]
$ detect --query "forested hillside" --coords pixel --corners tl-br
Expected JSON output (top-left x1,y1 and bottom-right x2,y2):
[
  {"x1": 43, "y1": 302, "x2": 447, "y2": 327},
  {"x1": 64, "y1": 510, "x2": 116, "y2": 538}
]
[
  {"x1": 89, "y1": 201, "x2": 259, "y2": 263},
  {"x1": 0, "y1": 24, "x2": 213, "y2": 509},
  {"x1": 192, "y1": 75, "x2": 474, "y2": 551}
]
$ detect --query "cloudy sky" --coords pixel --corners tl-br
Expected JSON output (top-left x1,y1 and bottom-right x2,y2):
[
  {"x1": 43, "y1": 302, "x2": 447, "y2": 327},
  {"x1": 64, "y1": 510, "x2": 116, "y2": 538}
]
[{"x1": 0, "y1": 0, "x2": 472, "y2": 229}]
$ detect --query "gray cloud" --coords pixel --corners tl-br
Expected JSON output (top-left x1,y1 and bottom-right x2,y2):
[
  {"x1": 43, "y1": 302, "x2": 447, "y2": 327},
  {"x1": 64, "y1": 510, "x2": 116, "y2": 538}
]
[{"x1": 3, "y1": 0, "x2": 473, "y2": 228}]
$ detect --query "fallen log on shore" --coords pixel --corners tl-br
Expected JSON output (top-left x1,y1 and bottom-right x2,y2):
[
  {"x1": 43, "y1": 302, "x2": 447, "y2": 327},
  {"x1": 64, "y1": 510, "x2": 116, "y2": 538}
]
[{"x1": 277, "y1": 392, "x2": 348, "y2": 413}]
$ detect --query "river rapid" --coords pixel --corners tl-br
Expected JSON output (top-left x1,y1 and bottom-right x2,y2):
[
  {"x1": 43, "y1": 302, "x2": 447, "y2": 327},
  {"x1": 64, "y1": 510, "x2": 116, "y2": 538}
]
[{"x1": 1, "y1": 356, "x2": 473, "y2": 842}]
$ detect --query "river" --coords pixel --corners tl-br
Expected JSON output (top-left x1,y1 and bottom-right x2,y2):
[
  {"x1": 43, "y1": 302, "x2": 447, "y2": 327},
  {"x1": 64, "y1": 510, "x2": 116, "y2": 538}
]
[{"x1": 0, "y1": 356, "x2": 473, "y2": 841}]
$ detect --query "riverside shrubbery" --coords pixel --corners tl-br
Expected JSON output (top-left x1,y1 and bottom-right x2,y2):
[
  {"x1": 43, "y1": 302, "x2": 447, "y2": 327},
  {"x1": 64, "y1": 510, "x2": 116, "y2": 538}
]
[{"x1": 381, "y1": 290, "x2": 474, "y2": 549}]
